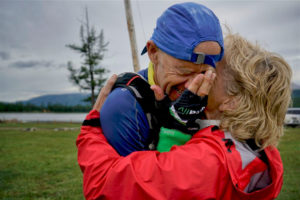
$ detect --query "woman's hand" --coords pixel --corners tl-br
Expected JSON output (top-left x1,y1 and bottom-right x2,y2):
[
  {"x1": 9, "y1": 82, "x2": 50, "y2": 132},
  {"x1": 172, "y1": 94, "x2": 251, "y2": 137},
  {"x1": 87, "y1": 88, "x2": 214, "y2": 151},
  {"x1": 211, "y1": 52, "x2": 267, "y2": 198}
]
[
  {"x1": 186, "y1": 70, "x2": 216, "y2": 97},
  {"x1": 93, "y1": 74, "x2": 118, "y2": 111}
]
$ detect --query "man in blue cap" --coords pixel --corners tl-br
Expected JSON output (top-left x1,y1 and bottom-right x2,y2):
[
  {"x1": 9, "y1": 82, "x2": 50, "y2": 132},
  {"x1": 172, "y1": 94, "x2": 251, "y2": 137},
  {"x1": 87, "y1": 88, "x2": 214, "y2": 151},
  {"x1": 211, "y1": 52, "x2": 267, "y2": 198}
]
[{"x1": 100, "y1": 2, "x2": 224, "y2": 156}]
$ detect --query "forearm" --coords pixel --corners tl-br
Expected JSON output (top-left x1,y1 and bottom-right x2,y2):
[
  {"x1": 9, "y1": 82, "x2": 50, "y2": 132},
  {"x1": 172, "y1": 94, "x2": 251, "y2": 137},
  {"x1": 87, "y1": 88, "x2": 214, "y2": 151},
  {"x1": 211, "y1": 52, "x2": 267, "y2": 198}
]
[
  {"x1": 77, "y1": 110, "x2": 160, "y2": 199},
  {"x1": 76, "y1": 110, "x2": 223, "y2": 199},
  {"x1": 76, "y1": 110, "x2": 121, "y2": 199}
]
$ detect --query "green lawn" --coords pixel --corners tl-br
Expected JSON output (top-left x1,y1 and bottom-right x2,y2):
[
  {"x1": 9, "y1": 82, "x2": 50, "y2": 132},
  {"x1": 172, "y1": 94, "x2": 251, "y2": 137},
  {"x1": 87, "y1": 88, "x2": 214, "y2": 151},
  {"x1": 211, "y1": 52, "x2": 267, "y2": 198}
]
[
  {"x1": 277, "y1": 127, "x2": 300, "y2": 200},
  {"x1": 0, "y1": 122, "x2": 83, "y2": 200},
  {"x1": 0, "y1": 122, "x2": 299, "y2": 199}
]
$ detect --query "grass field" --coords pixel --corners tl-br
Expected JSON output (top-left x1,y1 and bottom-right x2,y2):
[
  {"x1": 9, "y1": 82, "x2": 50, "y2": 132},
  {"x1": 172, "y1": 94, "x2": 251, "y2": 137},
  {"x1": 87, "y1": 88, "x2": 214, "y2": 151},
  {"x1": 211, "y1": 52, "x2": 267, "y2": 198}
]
[
  {"x1": 0, "y1": 122, "x2": 83, "y2": 200},
  {"x1": 0, "y1": 122, "x2": 299, "y2": 199}
]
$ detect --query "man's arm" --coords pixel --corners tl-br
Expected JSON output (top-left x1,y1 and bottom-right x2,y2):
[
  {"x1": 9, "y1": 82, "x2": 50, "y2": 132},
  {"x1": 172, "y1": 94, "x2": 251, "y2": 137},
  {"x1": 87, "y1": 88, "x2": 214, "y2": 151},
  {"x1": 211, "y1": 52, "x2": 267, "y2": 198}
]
[
  {"x1": 100, "y1": 88, "x2": 150, "y2": 156},
  {"x1": 95, "y1": 74, "x2": 151, "y2": 156}
]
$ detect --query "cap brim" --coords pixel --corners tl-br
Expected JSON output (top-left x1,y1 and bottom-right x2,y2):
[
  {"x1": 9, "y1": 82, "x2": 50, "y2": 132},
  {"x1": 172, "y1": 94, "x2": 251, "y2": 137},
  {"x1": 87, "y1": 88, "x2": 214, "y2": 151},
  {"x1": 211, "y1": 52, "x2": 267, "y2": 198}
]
[{"x1": 141, "y1": 46, "x2": 147, "y2": 55}]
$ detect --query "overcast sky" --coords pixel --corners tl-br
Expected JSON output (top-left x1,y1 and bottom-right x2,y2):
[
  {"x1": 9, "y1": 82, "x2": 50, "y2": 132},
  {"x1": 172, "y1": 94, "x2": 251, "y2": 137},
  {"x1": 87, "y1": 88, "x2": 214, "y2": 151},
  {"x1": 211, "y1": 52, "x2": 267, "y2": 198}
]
[{"x1": 0, "y1": 0, "x2": 299, "y2": 102}]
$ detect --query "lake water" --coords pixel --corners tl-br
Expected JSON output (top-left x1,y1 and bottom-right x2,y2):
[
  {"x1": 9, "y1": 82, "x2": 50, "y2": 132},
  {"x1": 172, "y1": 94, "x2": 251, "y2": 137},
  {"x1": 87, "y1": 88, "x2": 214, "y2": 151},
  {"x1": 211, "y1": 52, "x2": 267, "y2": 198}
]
[{"x1": 0, "y1": 112, "x2": 87, "y2": 122}]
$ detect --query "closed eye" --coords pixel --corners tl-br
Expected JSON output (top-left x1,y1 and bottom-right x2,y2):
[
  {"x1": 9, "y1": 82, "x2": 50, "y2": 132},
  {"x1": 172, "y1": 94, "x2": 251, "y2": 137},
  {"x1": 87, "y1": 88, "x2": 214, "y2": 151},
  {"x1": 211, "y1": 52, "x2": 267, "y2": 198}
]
[{"x1": 177, "y1": 68, "x2": 194, "y2": 75}]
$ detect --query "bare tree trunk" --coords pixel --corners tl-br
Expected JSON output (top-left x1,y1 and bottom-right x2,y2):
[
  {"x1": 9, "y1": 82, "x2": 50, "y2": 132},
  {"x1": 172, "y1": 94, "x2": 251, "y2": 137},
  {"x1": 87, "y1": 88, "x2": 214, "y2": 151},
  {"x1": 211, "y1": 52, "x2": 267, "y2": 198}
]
[
  {"x1": 85, "y1": 7, "x2": 95, "y2": 106},
  {"x1": 124, "y1": 0, "x2": 140, "y2": 72}
]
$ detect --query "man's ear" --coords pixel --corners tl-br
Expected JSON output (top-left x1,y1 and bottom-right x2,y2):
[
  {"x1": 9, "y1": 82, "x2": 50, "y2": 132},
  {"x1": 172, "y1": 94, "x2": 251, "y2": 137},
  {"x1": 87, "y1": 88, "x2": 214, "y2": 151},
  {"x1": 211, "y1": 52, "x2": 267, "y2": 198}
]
[
  {"x1": 147, "y1": 40, "x2": 159, "y2": 65},
  {"x1": 219, "y1": 96, "x2": 238, "y2": 112}
]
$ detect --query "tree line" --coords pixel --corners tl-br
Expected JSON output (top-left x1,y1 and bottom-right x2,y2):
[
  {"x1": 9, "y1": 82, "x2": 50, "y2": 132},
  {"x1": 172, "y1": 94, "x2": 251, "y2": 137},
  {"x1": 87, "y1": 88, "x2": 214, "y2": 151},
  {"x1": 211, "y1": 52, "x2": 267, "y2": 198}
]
[{"x1": 0, "y1": 102, "x2": 90, "y2": 113}]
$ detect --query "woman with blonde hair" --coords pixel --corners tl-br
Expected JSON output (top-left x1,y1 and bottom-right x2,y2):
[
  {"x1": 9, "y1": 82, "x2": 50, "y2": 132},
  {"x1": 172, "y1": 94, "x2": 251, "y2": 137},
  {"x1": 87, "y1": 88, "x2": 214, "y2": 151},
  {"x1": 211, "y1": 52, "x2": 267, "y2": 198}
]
[
  {"x1": 76, "y1": 33, "x2": 292, "y2": 199},
  {"x1": 215, "y1": 33, "x2": 292, "y2": 149}
]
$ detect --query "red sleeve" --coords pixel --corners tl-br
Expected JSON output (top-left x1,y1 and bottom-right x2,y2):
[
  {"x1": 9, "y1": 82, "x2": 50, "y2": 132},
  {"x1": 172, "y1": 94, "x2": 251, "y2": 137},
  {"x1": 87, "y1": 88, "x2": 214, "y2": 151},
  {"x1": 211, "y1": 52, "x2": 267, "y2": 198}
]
[{"x1": 76, "y1": 110, "x2": 228, "y2": 200}]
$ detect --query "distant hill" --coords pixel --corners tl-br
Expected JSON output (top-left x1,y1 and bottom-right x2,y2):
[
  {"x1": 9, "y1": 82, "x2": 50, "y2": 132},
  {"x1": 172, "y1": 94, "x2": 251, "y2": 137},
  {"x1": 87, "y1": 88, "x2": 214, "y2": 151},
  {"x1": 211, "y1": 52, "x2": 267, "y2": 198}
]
[
  {"x1": 292, "y1": 89, "x2": 300, "y2": 107},
  {"x1": 292, "y1": 89, "x2": 300, "y2": 98},
  {"x1": 19, "y1": 93, "x2": 90, "y2": 106}
]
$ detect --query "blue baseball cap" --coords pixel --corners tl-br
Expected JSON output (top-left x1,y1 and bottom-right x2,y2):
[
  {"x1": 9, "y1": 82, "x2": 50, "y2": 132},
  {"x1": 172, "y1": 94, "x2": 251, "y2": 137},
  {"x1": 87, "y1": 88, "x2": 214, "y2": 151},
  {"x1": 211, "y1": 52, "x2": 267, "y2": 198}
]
[{"x1": 141, "y1": 2, "x2": 224, "y2": 68}]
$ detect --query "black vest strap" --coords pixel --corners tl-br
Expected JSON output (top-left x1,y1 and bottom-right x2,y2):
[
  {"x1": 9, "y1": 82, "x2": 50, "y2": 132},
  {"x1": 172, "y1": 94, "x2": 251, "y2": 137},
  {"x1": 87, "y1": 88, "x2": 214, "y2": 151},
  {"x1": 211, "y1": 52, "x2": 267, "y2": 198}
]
[
  {"x1": 112, "y1": 72, "x2": 160, "y2": 150},
  {"x1": 82, "y1": 118, "x2": 101, "y2": 127},
  {"x1": 113, "y1": 72, "x2": 155, "y2": 113}
]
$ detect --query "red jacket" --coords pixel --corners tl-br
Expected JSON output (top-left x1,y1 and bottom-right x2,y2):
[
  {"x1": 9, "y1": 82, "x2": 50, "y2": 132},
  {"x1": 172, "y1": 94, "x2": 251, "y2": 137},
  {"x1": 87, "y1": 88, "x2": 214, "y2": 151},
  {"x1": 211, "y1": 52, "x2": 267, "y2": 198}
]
[{"x1": 76, "y1": 110, "x2": 283, "y2": 200}]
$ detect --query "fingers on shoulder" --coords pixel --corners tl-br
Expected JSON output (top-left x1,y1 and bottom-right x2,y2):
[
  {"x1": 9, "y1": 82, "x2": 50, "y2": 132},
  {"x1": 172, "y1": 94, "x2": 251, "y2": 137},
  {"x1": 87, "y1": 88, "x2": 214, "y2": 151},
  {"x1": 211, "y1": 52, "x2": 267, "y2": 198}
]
[{"x1": 101, "y1": 74, "x2": 118, "y2": 96}]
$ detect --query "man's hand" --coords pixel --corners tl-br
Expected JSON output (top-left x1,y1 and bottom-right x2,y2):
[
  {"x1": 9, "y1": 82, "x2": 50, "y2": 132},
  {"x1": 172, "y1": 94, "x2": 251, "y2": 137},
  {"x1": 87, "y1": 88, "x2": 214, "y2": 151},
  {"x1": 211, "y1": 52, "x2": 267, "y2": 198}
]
[{"x1": 93, "y1": 74, "x2": 118, "y2": 111}]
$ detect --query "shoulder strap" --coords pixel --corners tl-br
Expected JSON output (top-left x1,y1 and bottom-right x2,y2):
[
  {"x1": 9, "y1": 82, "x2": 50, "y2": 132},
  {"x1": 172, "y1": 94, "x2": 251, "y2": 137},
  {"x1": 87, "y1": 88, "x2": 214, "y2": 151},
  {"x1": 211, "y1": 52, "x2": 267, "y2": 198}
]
[{"x1": 112, "y1": 72, "x2": 160, "y2": 150}]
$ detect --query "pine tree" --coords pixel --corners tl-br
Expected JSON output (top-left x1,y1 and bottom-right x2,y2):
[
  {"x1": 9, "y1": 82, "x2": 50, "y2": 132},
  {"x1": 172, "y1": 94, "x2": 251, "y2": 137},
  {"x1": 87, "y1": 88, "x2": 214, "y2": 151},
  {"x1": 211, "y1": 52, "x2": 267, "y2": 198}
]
[{"x1": 66, "y1": 8, "x2": 109, "y2": 106}]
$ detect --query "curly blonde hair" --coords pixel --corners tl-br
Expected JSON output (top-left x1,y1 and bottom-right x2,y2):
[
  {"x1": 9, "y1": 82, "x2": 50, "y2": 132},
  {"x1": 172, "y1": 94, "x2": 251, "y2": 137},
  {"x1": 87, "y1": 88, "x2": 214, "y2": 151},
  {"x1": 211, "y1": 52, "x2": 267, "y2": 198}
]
[{"x1": 220, "y1": 33, "x2": 292, "y2": 149}]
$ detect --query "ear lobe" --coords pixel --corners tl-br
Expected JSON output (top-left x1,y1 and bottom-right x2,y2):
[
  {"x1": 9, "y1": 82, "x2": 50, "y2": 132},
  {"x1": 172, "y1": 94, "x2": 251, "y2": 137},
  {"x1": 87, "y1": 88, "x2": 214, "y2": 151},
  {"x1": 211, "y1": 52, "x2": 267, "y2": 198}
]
[
  {"x1": 219, "y1": 96, "x2": 237, "y2": 112},
  {"x1": 147, "y1": 40, "x2": 159, "y2": 65}
]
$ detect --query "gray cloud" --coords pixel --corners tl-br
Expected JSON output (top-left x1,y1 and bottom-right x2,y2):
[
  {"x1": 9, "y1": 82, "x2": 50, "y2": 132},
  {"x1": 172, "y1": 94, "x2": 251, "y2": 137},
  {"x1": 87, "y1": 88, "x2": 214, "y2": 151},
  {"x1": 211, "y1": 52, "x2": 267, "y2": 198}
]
[
  {"x1": 9, "y1": 60, "x2": 54, "y2": 68},
  {"x1": 0, "y1": 0, "x2": 299, "y2": 102},
  {"x1": 58, "y1": 63, "x2": 68, "y2": 69},
  {"x1": 0, "y1": 51, "x2": 10, "y2": 60}
]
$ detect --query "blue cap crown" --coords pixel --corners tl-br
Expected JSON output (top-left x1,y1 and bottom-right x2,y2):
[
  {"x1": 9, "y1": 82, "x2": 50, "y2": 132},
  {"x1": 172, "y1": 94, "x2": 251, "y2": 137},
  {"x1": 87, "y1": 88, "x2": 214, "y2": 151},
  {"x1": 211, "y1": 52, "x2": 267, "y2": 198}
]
[{"x1": 142, "y1": 2, "x2": 224, "y2": 68}]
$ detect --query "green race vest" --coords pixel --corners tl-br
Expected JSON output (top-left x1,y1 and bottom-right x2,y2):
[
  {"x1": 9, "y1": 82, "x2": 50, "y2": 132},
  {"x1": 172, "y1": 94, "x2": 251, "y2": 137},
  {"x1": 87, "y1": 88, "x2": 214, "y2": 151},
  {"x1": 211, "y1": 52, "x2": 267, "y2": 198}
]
[{"x1": 157, "y1": 127, "x2": 191, "y2": 152}]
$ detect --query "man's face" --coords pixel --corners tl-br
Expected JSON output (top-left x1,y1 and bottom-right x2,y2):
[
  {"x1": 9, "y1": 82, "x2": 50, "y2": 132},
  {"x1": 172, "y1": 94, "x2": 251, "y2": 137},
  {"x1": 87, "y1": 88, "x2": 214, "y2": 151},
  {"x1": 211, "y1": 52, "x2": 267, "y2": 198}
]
[{"x1": 150, "y1": 41, "x2": 221, "y2": 101}]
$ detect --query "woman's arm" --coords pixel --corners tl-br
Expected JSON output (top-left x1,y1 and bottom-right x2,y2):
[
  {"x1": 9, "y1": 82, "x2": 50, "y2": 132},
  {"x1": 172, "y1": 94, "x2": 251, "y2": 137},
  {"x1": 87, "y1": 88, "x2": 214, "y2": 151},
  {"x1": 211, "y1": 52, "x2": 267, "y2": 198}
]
[{"x1": 77, "y1": 110, "x2": 226, "y2": 199}]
